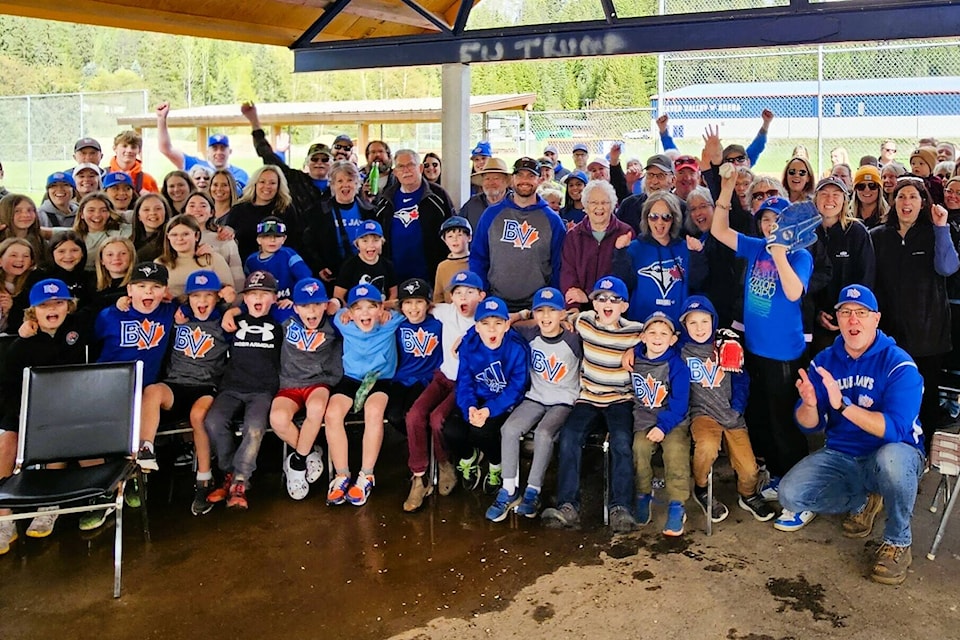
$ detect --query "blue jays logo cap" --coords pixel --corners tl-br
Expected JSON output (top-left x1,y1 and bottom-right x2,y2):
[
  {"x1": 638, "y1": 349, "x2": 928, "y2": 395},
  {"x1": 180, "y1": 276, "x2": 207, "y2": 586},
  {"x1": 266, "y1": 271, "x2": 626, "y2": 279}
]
[
  {"x1": 642, "y1": 310, "x2": 676, "y2": 334},
  {"x1": 474, "y1": 297, "x2": 509, "y2": 322},
  {"x1": 398, "y1": 278, "x2": 431, "y2": 301},
  {"x1": 532, "y1": 287, "x2": 564, "y2": 311},
  {"x1": 347, "y1": 283, "x2": 383, "y2": 306},
  {"x1": 447, "y1": 270, "x2": 484, "y2": 292},
  {"x1": 471, "y1": 141, "x2": 492, "y2": 158},
  {"x1": 835, "y1": 284, "x2": 879, "y2": 313},
  {"x1": 755, "y1": 196, "x2": 790, "y2": 220},
  {"x1": 589, "y1": 276, "x2": 629, "y2": 300},
  {"x1": 29, "y1": 278, "x2": 73, "y2": 307},
  {"x1": 102, "y1": 171, "x2": 133, "y2": 189},
  {"x1": 292, "y1": 277, "x2": 329, "y2": 305},
  {"x1": 355, "y1": 220, "x2": 383, "y2": 240},
  {"x1": 439, "y1": 216, "x2": 472, "y2": 237},
  {"x1": 129, "y1": 262, "x2": 169, "y2": 285},
  {"x1": 46, "y1": 171, "x2": 76, "y2": 189},
  {"x1": 184, "y1": 270, "x2": 222, "y2": 294},
  {"x1": 207, "y1": 134, "x2": 230, "y2": 147}
]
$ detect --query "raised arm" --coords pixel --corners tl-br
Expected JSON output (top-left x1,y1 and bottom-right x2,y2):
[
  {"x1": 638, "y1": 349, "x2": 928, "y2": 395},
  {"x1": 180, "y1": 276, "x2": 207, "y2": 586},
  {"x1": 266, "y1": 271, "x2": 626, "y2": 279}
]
[
  {"x1": 710, "y1": 161, "x2": 740, "y2": 251},
  {"x1": 155, "y1": 102, "x2": 186, "y2": 169}
]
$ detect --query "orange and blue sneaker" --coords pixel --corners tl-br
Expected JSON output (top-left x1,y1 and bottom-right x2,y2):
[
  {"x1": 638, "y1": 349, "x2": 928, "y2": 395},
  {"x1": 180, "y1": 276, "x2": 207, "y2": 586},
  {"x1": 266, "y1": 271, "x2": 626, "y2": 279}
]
[
  {"x1": 327, "y1": 474, "x2": 352, "y2": 505},
  {"x1": 226, "y1": 481, "x2": 248, "y2": 510},
  {"x1": 347, "y1": 473, "x2": 375, "y2": 506}
]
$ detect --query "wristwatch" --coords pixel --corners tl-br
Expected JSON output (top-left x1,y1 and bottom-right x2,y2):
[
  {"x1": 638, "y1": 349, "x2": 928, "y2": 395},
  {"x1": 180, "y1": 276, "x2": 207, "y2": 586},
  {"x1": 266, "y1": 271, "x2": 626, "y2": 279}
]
[{"x1": 840, "y1": 396, "x2": 854, "y2": 413}]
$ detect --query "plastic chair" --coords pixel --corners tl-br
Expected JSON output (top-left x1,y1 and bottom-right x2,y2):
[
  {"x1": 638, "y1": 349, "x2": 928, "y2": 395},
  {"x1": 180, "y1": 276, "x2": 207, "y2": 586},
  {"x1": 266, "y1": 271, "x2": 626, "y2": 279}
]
[
  {"x1": 0, "y1": 362, "x2": 146, "y2": 598},
  {"x1": 927, "y1": 430, "x2": 960, "y2": 560}
]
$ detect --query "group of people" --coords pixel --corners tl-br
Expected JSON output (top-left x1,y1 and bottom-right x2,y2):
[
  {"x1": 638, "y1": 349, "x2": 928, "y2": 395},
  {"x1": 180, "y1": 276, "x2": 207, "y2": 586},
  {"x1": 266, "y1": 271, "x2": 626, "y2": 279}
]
[{"x1": 1, "y1": 102, "x2": 957, "y2": 588}]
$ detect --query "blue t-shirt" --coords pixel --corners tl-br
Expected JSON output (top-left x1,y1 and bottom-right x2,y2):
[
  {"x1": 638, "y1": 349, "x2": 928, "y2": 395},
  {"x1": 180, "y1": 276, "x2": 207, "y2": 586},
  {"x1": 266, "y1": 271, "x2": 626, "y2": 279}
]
[
  {"x1": 736, "y1": 235, "x2": 813, "y2": 360},
  {"x1": 332, "y1": 201, "x2": 362, "y2": 260},
  {"x1": 394, "y1": 316, "x2": 443, "y2": 387},
  {"x1": 312, "y1": 178, "x2": 329, "y2": 192},
  {"x1": 95, "y1": 302, "x2": 176, "y2": 385},
  {"x1": 183, "y1": 155, "x2": 248, "y2": 194},
  {"x1": 336, "y1": 309, "x2": 406, "y2": 380},
  {"x1": 391, "y1": 183, "x2": 429, "y2": 281},
  {"x1": 244, "y1": 246, "x2": 312, "y2": 300}
]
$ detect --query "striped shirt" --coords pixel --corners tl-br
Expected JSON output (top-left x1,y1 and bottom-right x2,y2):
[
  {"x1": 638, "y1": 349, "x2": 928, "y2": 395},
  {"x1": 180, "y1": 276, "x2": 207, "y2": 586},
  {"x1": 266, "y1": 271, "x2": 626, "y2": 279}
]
[{"x1": 574, "y1": 311, "x2": 643, "y2": 406}]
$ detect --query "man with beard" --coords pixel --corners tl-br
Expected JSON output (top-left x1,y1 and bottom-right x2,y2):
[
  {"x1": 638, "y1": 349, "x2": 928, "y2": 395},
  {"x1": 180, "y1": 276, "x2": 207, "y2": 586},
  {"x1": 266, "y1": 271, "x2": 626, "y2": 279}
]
[
  {"x1": 361, "y1": 140, "x2": 395, "y2": 202},
  {"x1": 462, "y1": 157, "x2": 511, "y2": 229},
  {"x1": 470, "y1": 157, "x2": 566, "y2": 311}
]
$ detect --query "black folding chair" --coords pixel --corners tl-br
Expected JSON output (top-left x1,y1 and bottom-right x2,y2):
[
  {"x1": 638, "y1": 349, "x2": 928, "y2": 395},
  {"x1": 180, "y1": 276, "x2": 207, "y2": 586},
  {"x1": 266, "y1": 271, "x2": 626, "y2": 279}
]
[{"x1": 0, "y1": 362, "x2": 146, "y2": 598}]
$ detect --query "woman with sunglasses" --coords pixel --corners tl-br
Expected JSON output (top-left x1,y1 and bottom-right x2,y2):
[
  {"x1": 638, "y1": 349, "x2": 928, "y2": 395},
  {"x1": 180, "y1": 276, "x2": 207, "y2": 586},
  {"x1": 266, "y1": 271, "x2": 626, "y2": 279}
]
[
  {"x1": 422, "y1": 152, "x2": 442, "y2": 185},
  {"x1": 781, "y1": 157, "x2": 815, "y2": 203},
  {"x1": 612, "y1": 191, "x2": 689, "y2": 323},
  {"x1": 871, "y1": 176, "x2": 959, "y2": 453},
  {"x1": 850, "y1": 166, "x2": 889, "y2": 229}
]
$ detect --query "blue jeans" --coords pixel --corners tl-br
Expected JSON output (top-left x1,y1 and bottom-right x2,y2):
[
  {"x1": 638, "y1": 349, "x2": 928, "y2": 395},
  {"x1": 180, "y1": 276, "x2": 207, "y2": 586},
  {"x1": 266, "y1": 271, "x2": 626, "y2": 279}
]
[
  {"x1": 778, "y1": 443, "x2": 924, "y2": 546},
  {"x1": 555, "y1": 401, "x2": 634, "y2": 511}
]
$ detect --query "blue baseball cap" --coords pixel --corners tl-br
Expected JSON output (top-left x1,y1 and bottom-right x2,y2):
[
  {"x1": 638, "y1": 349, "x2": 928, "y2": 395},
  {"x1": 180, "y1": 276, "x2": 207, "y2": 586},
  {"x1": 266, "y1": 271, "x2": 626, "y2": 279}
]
[
  {"x1": 354, "y1": 220, "x2": 383, "y2": 240},
  {"x1": 471, "y1": 141, "x2": 492, "y2": 158},
  {"x1": 29, "y1": 278, "x2": 73, "y2": 307},
  {"x1": 532, "y1": 287, "x2": 564, "y2": 311},
  {"x1": 292, "y1": 277, "x2": 329, "y2": 305},
  {"x1": 207, "y1": 134, "x2": 230, "y2": 147},
  {"x1": 347, "y1": 283, "x2": 383, "y2": 306},
  {"x1": 564, "y1": 170, "x2": 588, "y2": 186},
  {"x1": 439, "y1": 216, "x2": 472, "y2": 237},
  {"x1": 572, "y1": 143, "x2": 589, "y2": 154},
  {"x1": 102, "y1": 171, "x2": 134, "y2": 190},
  {"x1": 475, "y1": 297, "x2": 509, "y2": 321},
  {"x1": 589, "y1": 276, "x2": 629, "y2": 300},
  {"x1": 46, "y1": 171, "x2": 75, "y2": 189},
  {"x1": 755, "y1": 196, "x2": 790, "y2": 219},
  {"x1": 642, "y1": 311, "x2": 677, "y2": 334},
  {"x1": 184, "y1": 270, "x2": 222, "y2": 295},
  {"x1": 835, "y1": 284, "x2": 879, "y2": 313},
  {"x1": 447, "y1": 270, "x2": 484, "y2": 292}
]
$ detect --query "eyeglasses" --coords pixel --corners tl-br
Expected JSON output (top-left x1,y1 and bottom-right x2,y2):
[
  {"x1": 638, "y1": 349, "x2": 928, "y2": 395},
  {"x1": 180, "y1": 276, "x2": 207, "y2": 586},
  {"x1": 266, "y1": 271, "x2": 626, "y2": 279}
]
[
  {"x1": 423, "y1": 162, "x2": 440, "y2": 168},
  {"x1": 647, "y1": 212, "x2": 673, "y2": 222},
  {"x1": 593, "y1": 295, "x2": 623, "y2": 303},
  {"x1": 395, "y1": 162, "x2": 418, "y2": 171},
  {"x1": 645, "y1": 171, "x2": 668, "y2": 181},
  {"x1": 310, "y1": 155, "x2": 330, "y2": 163},
  {"x1": 855, "y1": 182, "x2": 879, "y2": 192},
  {"x1": 836, "y1": 308, "x2": 873, "y2": 319},
  {"x1": 752, "y1": 189, "x2": 780, "y2": 201},
  {"x1": 725, "y1": 155, "x2": 748, "y2": 164},
  {"x1": 945, "y1": 189, "x2": 960, "y2": 198},
  {"x1": 586, "y1": 201, "x2": 612, "y2": 208},
  {"x1": 787, "y1": 168, "x2": 808, "y2": 177},
  {"x1": 333, "y1": 144, "x2": 352, "y2": 151}
]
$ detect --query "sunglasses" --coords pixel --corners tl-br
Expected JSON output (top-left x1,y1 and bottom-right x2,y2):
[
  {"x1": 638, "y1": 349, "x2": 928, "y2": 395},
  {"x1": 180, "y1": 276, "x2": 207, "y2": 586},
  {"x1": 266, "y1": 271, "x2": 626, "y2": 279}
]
[
  {"x1": 310, "y1": 155, "x2": 330, "y2": 162},
  {"x1": 725, "y1": 155, "x2": 747, "y2": 164},
  {"x1": 855, "y1": 182, "x2": 879, "y2": 192},
  {"x1": 647, "y1": 213, "x2": 674, "y2": 222},
  {"x1": 787, "y1": 168, "x2": 808, "y2": 177},
  {"x1": 333, "y1": 144, "x2": 352, "y2": 151},
  {"x1": 423, "y1": 162, "x2": 440, "y2": 168},
  {"x1": 593, "y1": 295, "x2": 623, "y2": 303},
  {"x1": 752, "y1": 189, "x2": 780, "y2": 201},
  {"x1": 882, "y1": 147, "x2": 897, "y2": 153}
]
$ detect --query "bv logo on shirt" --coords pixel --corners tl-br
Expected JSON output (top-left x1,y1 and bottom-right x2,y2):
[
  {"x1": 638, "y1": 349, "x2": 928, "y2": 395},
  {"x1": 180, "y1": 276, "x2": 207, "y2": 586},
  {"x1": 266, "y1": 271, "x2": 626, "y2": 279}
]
[
  {"x1": 394, "y1": 205, "x2": 420, "y2": 228},
  {"x1": 687, "y1": 357, "x2": 725, "y2": 388},
  {"x1": 637, "y1": 257, "x2": 684, "y2": 299},
  {"x1": 500, "y1": 219, "x2": 540, "y2": 249},
  {"x1": 400, "y1": 327, "x2": 439, "y2": 358},
  {"x1": 236, "y1": 320, "x2": 275, "y2": 342},
  {"x1": 476, "y1": 361, "x2": 508, "y2": 393},
  {"x1": 119, "y1": 319, "x2": 166, "y2": 350},
  {"x1": 632, "y1": 373, "x2": 668, "y2": 408},
  {"x1": 531, "y1": 350, "x2": 568, "y2": 384},
  {"x1": 286, "y1": 323, "x2": 326, "y2": 352},
  {"x1": 174, "y1": 326, "x2": 215, "y2": 359}
]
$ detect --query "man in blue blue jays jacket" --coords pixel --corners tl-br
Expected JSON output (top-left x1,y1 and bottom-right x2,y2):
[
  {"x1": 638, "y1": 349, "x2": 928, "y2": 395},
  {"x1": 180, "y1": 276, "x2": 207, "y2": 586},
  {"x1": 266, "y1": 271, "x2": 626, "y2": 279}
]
[{"x1": 779, "y1": 284, "x2": 924, "y2": 586}]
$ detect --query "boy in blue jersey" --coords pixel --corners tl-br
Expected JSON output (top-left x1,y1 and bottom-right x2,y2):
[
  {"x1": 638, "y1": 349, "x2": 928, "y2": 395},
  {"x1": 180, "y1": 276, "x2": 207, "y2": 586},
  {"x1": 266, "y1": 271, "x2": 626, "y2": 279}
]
[
  {"x1": 204, "y1": 270, "x2": 283, "y2": 511},
  {"x1": 95, "y1": 262, "x2": 175, "y2": 387},
  {"x1": 388, "y1": 278, "x2": 442, "y2": 433},
  {"x1": 486, "y1": 287, "x2": 582, "y2": 522},
  {"x1": 326, "y1": 283, "x2": 406, "y2": 507},
  {"x1": 270, "y1": 277, "x2": 343, "y2": 501},
  {"x1": 333, "y1": 219, "x2": 398, "y2": 303},
  {"x1": 443, "y1": 297, "x2": 529, "y2": 495},
  {"x1": 136, "y1": 270, "x2": 229, "y2": 515},
  {"x1": 243, "y1": 217, "x2": 312, "y2": 310},
  {"x1": 622, "y1": 311, "x2": 691, "y2": 536}
]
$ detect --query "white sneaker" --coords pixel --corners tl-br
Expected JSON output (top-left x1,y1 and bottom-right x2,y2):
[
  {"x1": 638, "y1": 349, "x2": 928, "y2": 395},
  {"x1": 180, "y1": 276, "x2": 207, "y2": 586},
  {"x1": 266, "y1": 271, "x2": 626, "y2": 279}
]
[
  {"x1": 283, "y1": 453, "x2": 309, "y2": 500},
  {"x1": 0, "y1": 520, "x2": 17, "y2": 554},
  {"x1": 305, "y1": 449, "x2": 324, "y2": 484},
  {"x1": 26, "y1": 507, "x2": 59, "y2": 538},
  {"x1": 773, "y1": 509, "x2": 816, "y2": 532}
]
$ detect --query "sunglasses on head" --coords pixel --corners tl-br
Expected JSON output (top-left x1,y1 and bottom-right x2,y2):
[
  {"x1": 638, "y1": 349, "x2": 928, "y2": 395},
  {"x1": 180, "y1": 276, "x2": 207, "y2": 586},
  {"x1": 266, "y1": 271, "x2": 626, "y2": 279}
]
[
  {"x1": 333, "y1": 144, "x2": 352, "y2": 151},
  {"x1": 787, "y1": 168, "x2": 808, "y2": 177},
  {"x1": 647, "y1": 212, "x2": 673, "y2": 222},
  {"x1": 752, "y1": 189, "x2": 780, "y2": 201},
  {"x1": 855, "y1": 182, "x2": 879, "y2": 192}
]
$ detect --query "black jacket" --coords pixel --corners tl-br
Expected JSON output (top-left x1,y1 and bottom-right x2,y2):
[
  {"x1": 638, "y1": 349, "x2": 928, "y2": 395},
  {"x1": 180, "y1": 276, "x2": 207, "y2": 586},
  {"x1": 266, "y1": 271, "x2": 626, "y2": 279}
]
[
  {"x1": 301, "y1": 196, "x2": 374, "y2": 283},
  {"x1": 813, "y1": 219, "x2": 876, "y2": 316},
  {"x1": 251, "y1": 128, "x2": 325, "y2": 224}
]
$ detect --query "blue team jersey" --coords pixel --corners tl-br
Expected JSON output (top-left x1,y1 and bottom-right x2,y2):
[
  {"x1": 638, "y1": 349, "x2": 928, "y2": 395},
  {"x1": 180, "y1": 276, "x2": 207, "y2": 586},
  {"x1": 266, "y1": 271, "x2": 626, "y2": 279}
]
[
  {"x1": 95, "y1": 302, "x2": 176, "y2": 385},
  {"x1": 244, "y1": 247, "x2": 312, "y2": 300},
  {"x1": 394, "y1": 316, "x2": 443, "y2": 387},
  {"x1": 391, "y1": 183, "x2": 429, "y2": 281}
]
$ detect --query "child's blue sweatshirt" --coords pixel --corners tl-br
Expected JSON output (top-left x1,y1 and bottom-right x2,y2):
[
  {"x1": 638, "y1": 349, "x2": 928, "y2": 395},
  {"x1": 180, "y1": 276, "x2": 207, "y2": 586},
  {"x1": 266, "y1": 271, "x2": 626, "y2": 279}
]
[
  {"x1": 244, "y1": 246, "x2": 312, "y2": 300},
  {"x1": 335, "y1": 308, "x2": 406, "y2": 380},
  {"x1": 630, "y1": 343, "x2": 690, "y2": 435},
  {"x1": 456, "y1": 327, "x2": 530, "y2": 419},
  {"x1": 394, "y1": 316, "x2": 443, "y2": 387},
  {"x1": 95, "y1": 301, "x2": 176, "y2": 385}
]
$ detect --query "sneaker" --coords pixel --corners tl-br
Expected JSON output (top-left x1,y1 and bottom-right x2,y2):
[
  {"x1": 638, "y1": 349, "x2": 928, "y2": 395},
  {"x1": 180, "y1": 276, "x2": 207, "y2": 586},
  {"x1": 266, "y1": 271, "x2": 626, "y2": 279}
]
[
  {"x1": 284, "y1": 454, "x2": 309, "y2": 501},
  {"x1": 610, "y1": 506, "x2": 638, "y2": 533},
  {"x1": 327, "y1": 474, "x2": 351, "y2": 505},
  {"x1": 0, "y1": 520, "x2": 17, "y2": 554},
  {"x1": 773, "y1": 509, "x2": 816, "y2": 532},
  {"x1": 842, "y1": 493, "x2": 884, "y2": 539},
  {"x1": 305, "y1": 449, "x2": 324, "y2": 484},
  {"x1": 738, "y1": 493, "x2": 776, "y2": 522},
  {"x1": 663, "y1": 501, "x2": 686, "y2": 537},
  {"x1": 25, "y1": 506, "x2": 59, "y2": 538},
  {"x1": 634, "y1": 493, "x2": 653, "y2": 526},
  {"x1": 190, "y1": 479, "x2": 215, "y2": 516},
  {"x1": 124, "y1": 477, "x2": 142, "y2": 509},
  {"x1": 137, "y1": 444, "x2": 158, "y2": 472},
  {"x1": 760, "y1": 476, "x2": 781, "y2": 502},
  {"x1": 173, "y1": 446, "x2": 195, "y2": 468},
  {"x1": 403, "y1": 475, "x2": 434, "y2": 512},
  {"x1": 226, "y1": 482, "x2": 248, "y2": 510},
  {"x1": 485, "y1": 488, "x2": 520, "y2": 522},
  {"x1": 514, "y1": 487, "x2": 542, "y2": 518},
  {"x1": 347, "y1": 473, "x2": 375, "y2": 506},
  {"x1": 79, "y1": 505, "x2": 115, "y2": 531},
  {"x1": 871, "y1": 542, "x2": 912, "y2": 585},
  {"x1": 207, "y1": 472, "x2": 233, "y2": 504},
  {"x1": 437, "y1": 461, "x2": 457, "y2": 496},
  {"x1": 541, "y1": 502, "x2": 580, "y2": 529},
  {"x1": 457, "y1": 450, "x2": 484, "y2": 491},
  {"x1": 483, "y1": 466, "x2": 502, "y2": 495},
  {"x1": 694, "y1": 487, "x2": 729, "y2": 524}
]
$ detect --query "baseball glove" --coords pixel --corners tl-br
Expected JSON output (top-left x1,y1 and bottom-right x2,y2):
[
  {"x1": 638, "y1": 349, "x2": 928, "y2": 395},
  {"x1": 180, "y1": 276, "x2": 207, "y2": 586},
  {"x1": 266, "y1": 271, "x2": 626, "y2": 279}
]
[{"x1": 765, "y1": 201, "x2": 822, "y2": 254}]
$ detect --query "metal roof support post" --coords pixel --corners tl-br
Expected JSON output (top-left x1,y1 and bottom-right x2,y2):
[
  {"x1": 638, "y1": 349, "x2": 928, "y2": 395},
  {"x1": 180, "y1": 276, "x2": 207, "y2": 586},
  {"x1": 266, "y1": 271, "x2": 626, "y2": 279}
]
[{"x1": 441, "y1": 62, "x2": 470, "y2": 207}]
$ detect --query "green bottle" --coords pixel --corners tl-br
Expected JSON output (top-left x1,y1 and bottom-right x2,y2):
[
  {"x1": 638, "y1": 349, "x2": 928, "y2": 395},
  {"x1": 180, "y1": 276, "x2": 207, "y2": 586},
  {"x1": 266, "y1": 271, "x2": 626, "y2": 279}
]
[{"x1": 368, "y1": 163, "x2": 379, "y2": 196}]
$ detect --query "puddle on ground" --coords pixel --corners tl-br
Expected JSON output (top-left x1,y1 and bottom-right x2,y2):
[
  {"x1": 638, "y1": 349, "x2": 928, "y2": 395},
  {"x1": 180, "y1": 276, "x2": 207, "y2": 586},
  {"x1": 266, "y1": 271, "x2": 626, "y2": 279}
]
[{"x1": 766, "y1": 575, "x2": 847, "y2": 628}]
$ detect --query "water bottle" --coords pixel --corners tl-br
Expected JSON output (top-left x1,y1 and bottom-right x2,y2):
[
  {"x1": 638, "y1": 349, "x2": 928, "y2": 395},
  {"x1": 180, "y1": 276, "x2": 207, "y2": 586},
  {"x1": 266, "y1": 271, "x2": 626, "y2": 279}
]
[{"x1": 368, "y1": 163, "x2": 379, "y2": 196}]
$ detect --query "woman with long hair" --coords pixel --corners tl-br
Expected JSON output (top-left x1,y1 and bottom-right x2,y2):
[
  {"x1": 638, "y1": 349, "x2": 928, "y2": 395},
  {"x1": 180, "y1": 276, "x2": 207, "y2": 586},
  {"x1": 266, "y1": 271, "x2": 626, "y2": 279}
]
[
  {"x1": 161, "y1": 170, "x2": 196, "y2": 214},
  {"x1": 132, "y1": 193, "x2": 172, "y2": 262},
  {"x1": 182, "y1": 191, "x2": 244, "y2": 290},
  {"x1": 0, "y1": 194, "x2": 46, "y2": 265},
  {"x1": 0, "y1": 237, "x2": 39, "y2": 333},
  {"x1": 223, "y1": 165, "x2": 297, "y2": 259},
  {"x1": 781, "y1": 156, "x2": 815, "y2": 203},
  {"x1": 850, "y1": 165, "x2": 889, "y2": 229},
  {"x1": 422, "y1": 152, "x2": 442, "y2": 185},
  {"x1": 155, "y1": 214, "x2": 234, "y2": 301},
  {"x1": 210, "y1": 169, "x2": 238, "y2": 223},
  {"x1": 71, "y1": 192, "x2": 132, "y2": 271},
  {"x1": 91, "y1": 237, "x2": 136, "y2": 313}
]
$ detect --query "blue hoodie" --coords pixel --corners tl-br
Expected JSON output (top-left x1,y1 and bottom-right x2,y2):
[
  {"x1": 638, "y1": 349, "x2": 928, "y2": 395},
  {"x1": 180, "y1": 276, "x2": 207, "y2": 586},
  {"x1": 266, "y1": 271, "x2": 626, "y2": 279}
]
[
  {"x1": 630, "y1": 339, "x2": 689, "y2": 435},
  {"x1": 456, "y1": 326, "x2": 529, "y2": 419},
  {"x1": 795, "y1": 329, "x2": 924, "y2": 457}
]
